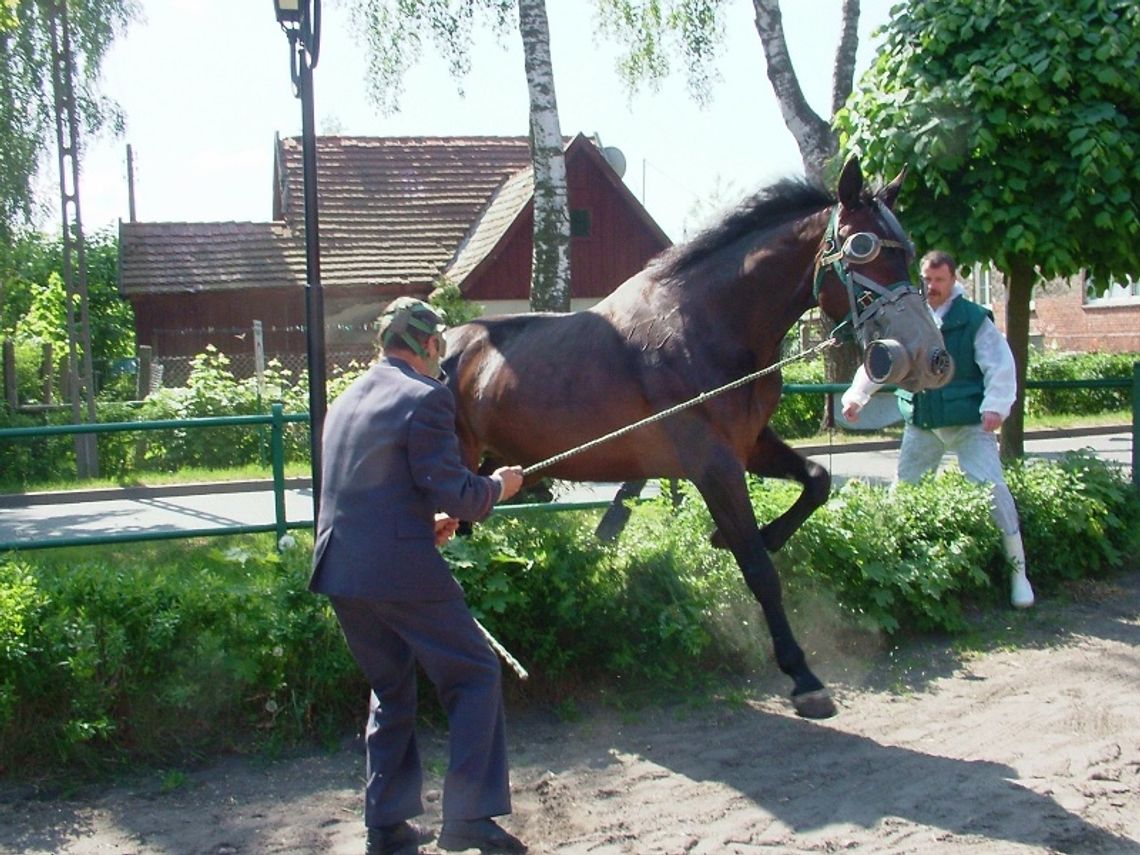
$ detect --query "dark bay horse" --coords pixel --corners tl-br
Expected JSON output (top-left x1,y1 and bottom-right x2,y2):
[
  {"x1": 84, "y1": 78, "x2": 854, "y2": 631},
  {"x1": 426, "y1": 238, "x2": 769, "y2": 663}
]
[{"x1": 442, "y1": 158, "x2": 951, "y2": 718}]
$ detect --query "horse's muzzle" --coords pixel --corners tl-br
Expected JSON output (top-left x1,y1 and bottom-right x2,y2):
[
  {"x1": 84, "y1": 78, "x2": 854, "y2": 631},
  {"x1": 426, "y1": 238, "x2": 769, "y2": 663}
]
[{"x1": 864, "y1": 339, "x2": 954, "y2": 389}]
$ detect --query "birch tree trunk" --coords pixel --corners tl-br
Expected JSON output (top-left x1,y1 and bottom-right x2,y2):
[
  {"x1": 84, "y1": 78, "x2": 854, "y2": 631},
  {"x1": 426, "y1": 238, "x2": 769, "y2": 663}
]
[{"x1": 518, "y1": 0, "x2": 571, "y2": 312}]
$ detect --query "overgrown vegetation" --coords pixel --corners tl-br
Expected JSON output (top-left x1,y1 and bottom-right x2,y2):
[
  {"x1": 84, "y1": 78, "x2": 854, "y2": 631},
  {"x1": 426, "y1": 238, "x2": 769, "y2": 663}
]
[
  {"x1": 0, "y1": 229, "x2": 135, "y2": 402},
  {"x1": 2, "y1": 452, "x2": 1136, "y2": 778}
]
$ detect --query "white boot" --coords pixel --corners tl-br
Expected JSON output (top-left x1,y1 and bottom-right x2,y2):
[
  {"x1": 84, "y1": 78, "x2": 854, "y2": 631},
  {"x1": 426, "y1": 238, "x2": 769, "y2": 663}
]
[{"x1": 1002, "y1": 531, "x2": 1035, "y2": 609}]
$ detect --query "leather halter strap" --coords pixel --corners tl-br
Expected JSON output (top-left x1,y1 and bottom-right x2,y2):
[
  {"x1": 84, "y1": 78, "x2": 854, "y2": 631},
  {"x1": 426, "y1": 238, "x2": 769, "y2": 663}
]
[{"x1": 811, "y1": 202, "x2": 918, "y2": 342}]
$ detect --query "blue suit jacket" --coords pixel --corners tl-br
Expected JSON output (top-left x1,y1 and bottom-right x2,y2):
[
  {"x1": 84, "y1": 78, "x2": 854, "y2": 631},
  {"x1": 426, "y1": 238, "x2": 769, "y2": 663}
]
[{"x1": 309, "y1": 357, "x2": 501, "y2": 601}]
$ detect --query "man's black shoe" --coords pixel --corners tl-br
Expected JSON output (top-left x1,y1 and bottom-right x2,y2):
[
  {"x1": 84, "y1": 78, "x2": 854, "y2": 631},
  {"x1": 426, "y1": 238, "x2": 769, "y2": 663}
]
[
  {"x1": 365, "y1": 820, "x2": 432, "y2": 855},
  {"x1": 438, "y1": 817, "x2": 527, "y2": 853}
]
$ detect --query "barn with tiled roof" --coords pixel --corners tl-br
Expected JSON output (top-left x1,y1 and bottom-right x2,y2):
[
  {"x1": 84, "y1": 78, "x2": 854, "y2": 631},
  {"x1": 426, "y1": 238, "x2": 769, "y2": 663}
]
[{"x1": 118, "y1": 133, "x2": 671, "y2": 366}]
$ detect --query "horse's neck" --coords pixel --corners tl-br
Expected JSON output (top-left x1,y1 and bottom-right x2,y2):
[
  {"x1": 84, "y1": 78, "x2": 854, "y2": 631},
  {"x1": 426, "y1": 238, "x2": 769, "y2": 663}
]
[{"x1": 717, "y1": 217, "x2": 826, "y2": 343}]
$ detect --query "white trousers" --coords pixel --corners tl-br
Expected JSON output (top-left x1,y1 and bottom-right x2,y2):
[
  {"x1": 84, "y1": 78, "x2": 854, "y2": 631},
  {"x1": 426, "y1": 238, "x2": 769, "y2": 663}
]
[{"x1": 896, "y1": 422, "x2": 1021, "y2": 535}]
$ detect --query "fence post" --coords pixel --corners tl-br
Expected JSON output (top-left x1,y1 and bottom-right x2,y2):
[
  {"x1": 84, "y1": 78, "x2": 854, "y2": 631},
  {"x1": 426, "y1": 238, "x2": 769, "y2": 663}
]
[
  {"x1": 3, "y1": 339, "x2": 16, "y2": 409},
  {"x1": 271, "y1": 403, "x2": 288, "y2": 544},
  {"x1": 41, "y1": 342, "x2": 54, "y2": 404},
  {"x1": 137, "y1": 346, "x2": 152, "y2": 400},
  {"x1": 1132, "y1": 362, "x2": 1139, "y2": 490}
]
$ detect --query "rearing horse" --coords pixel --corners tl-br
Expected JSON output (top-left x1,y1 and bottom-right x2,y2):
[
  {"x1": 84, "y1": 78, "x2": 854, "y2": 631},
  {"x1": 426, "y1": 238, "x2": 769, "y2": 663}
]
[{"x1": 443, "y1": 158, "x2": 951, "y2": 718}]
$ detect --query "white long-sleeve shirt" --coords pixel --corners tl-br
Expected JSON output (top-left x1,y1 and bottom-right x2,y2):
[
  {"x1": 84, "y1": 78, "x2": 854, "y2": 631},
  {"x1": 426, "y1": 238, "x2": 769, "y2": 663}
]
[{"x1": 841, "y1": 282, "x2": 1018, "y2": 419}]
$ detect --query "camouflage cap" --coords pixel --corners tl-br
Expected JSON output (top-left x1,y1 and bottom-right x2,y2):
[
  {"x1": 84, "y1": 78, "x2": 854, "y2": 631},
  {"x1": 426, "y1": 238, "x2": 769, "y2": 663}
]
[{"x1": 376, "y1": 297, "x2": 446, "y2": 357}]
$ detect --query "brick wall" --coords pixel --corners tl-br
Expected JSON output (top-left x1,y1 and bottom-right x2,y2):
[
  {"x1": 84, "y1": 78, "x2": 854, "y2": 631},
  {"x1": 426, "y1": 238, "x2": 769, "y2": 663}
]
[{"x1": 969, "y1": 270, "x2": 1140, "y2": 353}]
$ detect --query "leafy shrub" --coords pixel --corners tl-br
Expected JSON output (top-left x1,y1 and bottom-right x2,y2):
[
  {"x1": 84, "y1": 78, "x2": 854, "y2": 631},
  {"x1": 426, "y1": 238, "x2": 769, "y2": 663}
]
[
  {"x1": 770, "y1": 357, "x2": 827, "y2": 438},
  {"x1": 1007, "y1": 451, "x2": 1140, "y2": 579},
  {"x1": 0, "y1": 538, "x2": 357, "y2": 775},
  {"x1": 0, "y1": 407, "x2": 77, "y2": 488},
  {"x1": 782, "y1": 474, "x2": 998, "y2": 633},
  {"x1": 1, "y1": 452, "x2": 1136, "y2": 776},
  {"x1": 449, "y1": 503, "x2": 749, "y2": 684},
  {"x1": 1026, "y1": 351, "x2": 1136, "y2": 416}
]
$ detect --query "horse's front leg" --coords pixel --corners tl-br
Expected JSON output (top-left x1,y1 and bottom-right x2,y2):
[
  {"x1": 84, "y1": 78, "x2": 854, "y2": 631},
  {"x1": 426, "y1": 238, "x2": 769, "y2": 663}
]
[
  {"x1": 693, "y1": 448, "x2": 837, "y2": 719},
  {"x1": 747, "y1": 427, "x2": 831, "y2": 552}
]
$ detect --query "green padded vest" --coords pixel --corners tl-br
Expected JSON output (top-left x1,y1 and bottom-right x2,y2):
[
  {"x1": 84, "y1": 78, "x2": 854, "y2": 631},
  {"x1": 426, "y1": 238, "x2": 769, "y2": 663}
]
[{"x1": 896, "y1": 297, "x2": 993, "y2": 429}]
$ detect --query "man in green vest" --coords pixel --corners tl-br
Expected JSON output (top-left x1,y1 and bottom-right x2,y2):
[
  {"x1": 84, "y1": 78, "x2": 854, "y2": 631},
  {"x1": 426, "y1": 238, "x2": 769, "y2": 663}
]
[{"x1": 842, "y1": 250, "x2": 1034, "y2": 609}]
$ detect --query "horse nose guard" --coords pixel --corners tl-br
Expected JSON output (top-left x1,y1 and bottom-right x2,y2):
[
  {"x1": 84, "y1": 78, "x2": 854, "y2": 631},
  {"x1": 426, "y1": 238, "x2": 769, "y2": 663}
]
[
  {"x1": 864, "y1": 339, "x2": 910, "y2": 384},
  {"x1": 864, "y1": 340, "x2": 954, "y2": 389}
]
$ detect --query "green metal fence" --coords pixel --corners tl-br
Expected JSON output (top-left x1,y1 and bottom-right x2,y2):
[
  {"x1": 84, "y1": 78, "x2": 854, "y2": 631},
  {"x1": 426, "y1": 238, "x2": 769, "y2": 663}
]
[{"x1": 1, "y1": 367, "x2": 1136, "y2": 552}]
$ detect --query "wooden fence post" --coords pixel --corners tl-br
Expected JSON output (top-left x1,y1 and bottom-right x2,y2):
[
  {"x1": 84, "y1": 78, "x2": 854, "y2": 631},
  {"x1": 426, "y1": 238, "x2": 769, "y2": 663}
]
[
  {"x1": 137, "y1": 346, "x2": 153, "y2": 400},
  {"x1": 3, "y1": 339, "x2": 16, "y2": 409},
  {"x1": 41, "y1": 342, "x2": 54, "y2": 405}
]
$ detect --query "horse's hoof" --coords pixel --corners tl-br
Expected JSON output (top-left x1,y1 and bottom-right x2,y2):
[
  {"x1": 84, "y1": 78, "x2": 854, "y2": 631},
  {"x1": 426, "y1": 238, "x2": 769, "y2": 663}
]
[{"x1": 792, "y1": 688, "x2": 837, "y2": 719}]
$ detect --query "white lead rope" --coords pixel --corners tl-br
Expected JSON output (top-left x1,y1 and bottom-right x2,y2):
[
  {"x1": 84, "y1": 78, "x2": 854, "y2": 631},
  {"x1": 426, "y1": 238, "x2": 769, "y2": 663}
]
[
  {"x1": 475, "y1": 618, "x2": 529, "y2": 680},
  {"x1": 521, "y1": 337, "x2": 839, "y2": 477}
]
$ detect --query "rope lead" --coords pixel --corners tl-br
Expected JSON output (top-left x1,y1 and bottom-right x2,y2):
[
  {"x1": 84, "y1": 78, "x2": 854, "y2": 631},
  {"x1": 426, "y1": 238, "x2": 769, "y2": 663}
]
[{"x1": 521, "y1": 337, "x2": 839, "y2": 477}]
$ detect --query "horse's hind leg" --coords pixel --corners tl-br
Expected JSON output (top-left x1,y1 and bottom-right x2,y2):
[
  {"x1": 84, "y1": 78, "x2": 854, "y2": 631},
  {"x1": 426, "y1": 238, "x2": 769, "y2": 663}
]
[
  {"x1": 747, "y1": 427, "x2": 831, "y2": 552},
  {"x1": 595, "y1": 479, "x2": 647, "y2": 541},
  {"x1": 693, "y1": 449, "x2": 836, "y2": 719}
]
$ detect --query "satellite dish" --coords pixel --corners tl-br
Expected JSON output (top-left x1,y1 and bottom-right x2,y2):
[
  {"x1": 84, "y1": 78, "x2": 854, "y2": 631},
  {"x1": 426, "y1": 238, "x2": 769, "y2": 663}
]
[{"x1": 603, "y1": 145, "x2": 627, "y2": 178}]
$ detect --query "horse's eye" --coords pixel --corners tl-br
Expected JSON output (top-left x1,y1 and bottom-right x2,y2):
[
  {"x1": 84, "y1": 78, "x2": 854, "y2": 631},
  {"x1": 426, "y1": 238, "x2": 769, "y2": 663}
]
[{"x1": 844, "y1": 232, "x2": 880, "y2": 263}]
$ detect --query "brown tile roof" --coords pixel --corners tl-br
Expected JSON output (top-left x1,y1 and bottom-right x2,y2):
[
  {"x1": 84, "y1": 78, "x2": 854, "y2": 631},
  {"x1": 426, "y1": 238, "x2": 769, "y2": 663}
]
[
  {"x1": 444, "y1": 166, "x2": 533, "y2": 285},
  {"x1": 118, "y1": 221, "x2": 306, "y2": 296},
  {"x1": 274, "y1": 135, "x2": 533, "y2": 291},
  {"x1": 121, "y1": 135, "x2": 535, "y2": 297}
]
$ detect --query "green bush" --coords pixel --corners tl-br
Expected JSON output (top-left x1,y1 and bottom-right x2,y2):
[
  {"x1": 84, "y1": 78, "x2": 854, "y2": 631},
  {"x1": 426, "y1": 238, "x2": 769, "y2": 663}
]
[
  {"x1": 448, "y1": 503, "x2": 748, "y2": 683},
  {"x1": 1007, "y1": 451, "x2": 1140, "y2": 579},
  {"x1": 782, "y1": 474, "x2": 1001, "y2": 633},
  {"x1": 0, "y1": 539, "x2": 358, "y2": 775},
  {"x1": 2, "y1": 451, "x2": 1135, "y2": 777},
  {"x1": 0, "y1": 407, "x2": 77, "y2": 488},
  {"x1": 1026, "y1": 351, "x2": 1136, "y2": 416},
  {"x1": 770, "y1": 357, "x2": 827, "y2": 438}
]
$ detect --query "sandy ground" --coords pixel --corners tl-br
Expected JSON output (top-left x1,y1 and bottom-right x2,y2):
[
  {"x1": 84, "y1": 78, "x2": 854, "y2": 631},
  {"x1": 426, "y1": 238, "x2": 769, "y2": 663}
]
[{"x1": 2, "y1": 571, "x2": 1138, "y2": 855}]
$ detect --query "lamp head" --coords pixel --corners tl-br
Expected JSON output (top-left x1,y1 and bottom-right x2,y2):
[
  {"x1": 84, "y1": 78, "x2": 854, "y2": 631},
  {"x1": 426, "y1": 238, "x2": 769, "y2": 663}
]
[{"x1": 273, "y1": 0, "x2": 306, "y2": 25}]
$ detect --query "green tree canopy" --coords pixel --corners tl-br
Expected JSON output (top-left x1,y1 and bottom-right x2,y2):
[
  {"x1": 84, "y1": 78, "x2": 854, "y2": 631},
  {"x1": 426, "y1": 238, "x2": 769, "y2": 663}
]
[
  {"x1": 836, "y1": 0, "x2": 1140, "y2": 454},
  {"x1": 838, "y1": 0, "x2": 1140, "y2": 283},
  {"x1": 0, "y1": 0, "x2": 137, "y2": 242},
  {"x1": 1, "y1": 228, "x2": 133, "y2": 367}
]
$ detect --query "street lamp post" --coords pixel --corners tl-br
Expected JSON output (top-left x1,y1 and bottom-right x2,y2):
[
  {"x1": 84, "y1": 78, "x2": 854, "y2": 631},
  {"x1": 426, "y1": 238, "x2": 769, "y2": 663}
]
[{"x1": 274, "y1": 0, "x2": 327, "y2": 523}]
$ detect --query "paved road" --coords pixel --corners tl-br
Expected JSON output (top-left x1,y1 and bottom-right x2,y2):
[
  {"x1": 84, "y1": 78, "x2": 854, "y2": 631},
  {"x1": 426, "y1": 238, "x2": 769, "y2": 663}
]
[{"x1": 0, "y1": 429, "x2": 1131, "y2": 549}]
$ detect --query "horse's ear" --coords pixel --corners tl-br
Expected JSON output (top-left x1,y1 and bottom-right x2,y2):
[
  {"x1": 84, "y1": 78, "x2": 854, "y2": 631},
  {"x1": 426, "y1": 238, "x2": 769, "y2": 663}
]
[
  {"x1": 879, "y1": 164, "x2": 909, "y2": 209},
  {"x1": 837, "y1": 157, "x2": 863, "y2": 208}
]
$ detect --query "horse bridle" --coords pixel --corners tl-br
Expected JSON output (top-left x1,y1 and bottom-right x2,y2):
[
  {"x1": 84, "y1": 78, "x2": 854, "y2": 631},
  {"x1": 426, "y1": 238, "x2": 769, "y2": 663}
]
[{"x1": 811, "y1": 201, "x2": 918, "y2": 343}]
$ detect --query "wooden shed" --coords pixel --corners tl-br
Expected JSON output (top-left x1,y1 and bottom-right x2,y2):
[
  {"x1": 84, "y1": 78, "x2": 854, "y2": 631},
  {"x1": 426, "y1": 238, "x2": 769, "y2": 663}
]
[{"x1": 118, "y1": 133, "x2": 671, "y2": 374}]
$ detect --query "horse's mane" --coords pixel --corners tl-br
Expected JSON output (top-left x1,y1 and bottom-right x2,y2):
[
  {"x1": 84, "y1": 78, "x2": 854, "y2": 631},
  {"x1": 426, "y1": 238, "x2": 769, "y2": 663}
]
[{"x1": 654, "y1": 179, "x2": 834, "y2": 279}]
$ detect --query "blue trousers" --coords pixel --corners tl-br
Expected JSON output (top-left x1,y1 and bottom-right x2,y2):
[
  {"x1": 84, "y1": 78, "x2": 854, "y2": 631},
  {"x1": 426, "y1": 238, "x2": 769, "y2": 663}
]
[{"x1": 330, "y1": 595, "x2": 512, "y2": 827}]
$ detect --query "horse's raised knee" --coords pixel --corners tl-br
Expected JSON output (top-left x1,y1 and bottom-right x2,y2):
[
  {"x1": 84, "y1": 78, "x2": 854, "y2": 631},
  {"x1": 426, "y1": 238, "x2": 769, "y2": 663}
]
[
  {"x1": 759, "y1": 462, "x2": 831, "y2": 552},
  {"x1": 804, "y1": 460, "x2": 831, "y2": 507}
]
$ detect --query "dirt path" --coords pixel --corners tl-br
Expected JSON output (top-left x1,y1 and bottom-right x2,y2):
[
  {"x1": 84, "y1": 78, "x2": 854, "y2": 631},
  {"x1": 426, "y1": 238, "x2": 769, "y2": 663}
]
[{"x1": 3, "y1": 572, "x2": 1138, "y2": 854}]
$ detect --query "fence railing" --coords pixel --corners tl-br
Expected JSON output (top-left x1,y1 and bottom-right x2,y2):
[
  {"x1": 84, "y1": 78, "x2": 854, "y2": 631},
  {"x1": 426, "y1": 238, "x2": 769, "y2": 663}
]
[{"x1": 1, "y1": 368, "x2": 1137, "y2": 553}]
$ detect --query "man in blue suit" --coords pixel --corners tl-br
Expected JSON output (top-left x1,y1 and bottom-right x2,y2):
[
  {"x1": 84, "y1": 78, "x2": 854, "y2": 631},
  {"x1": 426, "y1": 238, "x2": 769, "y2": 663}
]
[{"x1": 310, "y1": 297, "x2": 527, "y2": 854}]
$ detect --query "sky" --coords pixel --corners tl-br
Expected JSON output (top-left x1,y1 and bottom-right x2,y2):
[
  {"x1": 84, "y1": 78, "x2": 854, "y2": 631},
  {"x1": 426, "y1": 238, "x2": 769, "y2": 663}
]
[{"x1": 61, "y1": 0, "x2": 899, "y2": 244}]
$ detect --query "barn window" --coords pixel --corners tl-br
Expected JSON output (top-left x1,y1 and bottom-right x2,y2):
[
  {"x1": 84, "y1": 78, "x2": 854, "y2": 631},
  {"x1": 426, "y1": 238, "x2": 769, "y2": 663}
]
[{"x1": 570, "y1": 208, "x2": 591, "y2": 237}]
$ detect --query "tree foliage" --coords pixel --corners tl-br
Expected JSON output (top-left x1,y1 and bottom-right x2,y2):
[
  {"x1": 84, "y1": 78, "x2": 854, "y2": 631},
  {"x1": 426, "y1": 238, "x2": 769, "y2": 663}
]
[
  {"x1": 350, "y1": 0, "x2": 515, "y2": 115},
  {"x1": 0, "y1": 0, "x2": 137, "y2": 242},
  {"x1": 837, "y1": 0, "x2": 1140, "y2": 285},
  {"x1": 836, "y1": 0, "x2": 1140, "y2": 455},
  {"x1": 0, "y1": 228, "x2": 134, "y2": 366},
  {"x1": 594, "y1": 0, "x2": 727, "y2": 106}
]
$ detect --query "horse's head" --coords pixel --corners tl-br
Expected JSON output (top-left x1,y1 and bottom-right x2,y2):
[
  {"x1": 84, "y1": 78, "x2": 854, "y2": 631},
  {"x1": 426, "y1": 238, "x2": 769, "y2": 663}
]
[{"x1": 813, "y1": 158, "x2": 953, "y2": 393}]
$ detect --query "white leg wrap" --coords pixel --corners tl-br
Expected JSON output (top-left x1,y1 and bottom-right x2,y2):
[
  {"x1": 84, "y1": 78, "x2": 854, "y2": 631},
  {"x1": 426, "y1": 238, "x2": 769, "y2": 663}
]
[{"x1": 1002, "y1": 531, "x2": 1035, "y2": 609}]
